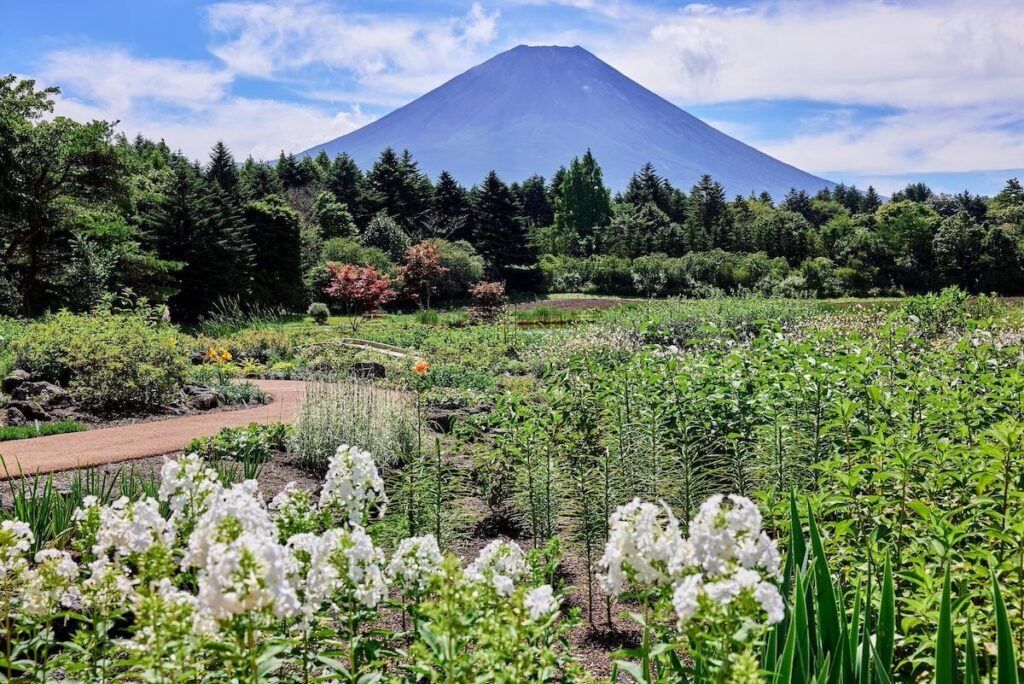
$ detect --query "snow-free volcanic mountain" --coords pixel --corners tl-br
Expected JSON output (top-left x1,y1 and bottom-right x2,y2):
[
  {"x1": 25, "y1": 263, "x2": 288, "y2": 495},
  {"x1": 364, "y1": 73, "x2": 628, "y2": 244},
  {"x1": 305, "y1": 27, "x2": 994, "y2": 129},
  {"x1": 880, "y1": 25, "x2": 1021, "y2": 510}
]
[{"x1": 300, "y1": 45, "x2": 834, "y2": 198}]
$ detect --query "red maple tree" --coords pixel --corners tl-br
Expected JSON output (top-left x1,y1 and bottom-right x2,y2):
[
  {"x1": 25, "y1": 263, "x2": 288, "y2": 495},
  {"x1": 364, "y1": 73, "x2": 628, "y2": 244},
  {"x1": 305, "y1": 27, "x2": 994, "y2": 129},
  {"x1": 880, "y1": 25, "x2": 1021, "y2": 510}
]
[
  {"x1": 324, "y1": 263, "x2": 397, "y2": 331},
  {"x1": 398, "y1": 241, "x2": 448, "y2": 310}
]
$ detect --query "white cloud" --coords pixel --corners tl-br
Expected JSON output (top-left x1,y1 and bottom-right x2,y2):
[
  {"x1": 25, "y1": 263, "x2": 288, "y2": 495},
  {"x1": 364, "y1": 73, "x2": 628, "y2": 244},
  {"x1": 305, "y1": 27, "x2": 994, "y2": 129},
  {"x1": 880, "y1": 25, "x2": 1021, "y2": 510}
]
[
  {"x1": 40, "y1": 48, "x2": 232, "y2": 110},
  {"x1": 598, "y1": 0, "x2": 1024, "y2": 110},
  {"x1": 205, "y1": 1, "x2": 502, "y2": 98},
  {"x1": 757, "y1": 107, "x2": 1024, "y2": 177},
  {"x1": 39, "y1": 48, "x2": 374, "y2": 161}
]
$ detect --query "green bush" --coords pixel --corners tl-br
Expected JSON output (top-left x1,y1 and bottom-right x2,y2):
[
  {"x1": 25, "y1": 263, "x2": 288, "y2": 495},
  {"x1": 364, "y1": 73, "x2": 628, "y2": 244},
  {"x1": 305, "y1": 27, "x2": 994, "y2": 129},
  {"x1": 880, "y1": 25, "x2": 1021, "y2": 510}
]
[
  {"x1": 13, "y1": 310, "x2": 188, "y2": 413},
  {"x1": 307, "y1": 301, "x2": 329, "y2": 325},
  {"x1": 186, "y1": 422, "x2": 287, "y2": 479}
]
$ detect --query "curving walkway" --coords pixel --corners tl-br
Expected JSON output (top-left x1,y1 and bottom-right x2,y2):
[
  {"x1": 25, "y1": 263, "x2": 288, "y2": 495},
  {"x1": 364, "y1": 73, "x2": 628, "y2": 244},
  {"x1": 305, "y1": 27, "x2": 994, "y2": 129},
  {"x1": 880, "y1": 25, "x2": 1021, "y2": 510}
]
[{"x1": 0, "y1": 380, "x2": 304, "y2": 478}]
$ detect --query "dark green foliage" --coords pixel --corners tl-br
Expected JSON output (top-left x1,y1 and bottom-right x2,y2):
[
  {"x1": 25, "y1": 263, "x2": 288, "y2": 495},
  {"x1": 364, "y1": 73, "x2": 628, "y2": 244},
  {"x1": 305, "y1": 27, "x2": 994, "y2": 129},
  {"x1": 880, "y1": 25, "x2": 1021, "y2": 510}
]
[
  {"x1": 144, "y1": 158, "x2": 253, "y2": 321},
  {"x1": 312, "y1": 191, "x2": 356, "y2": 239},
  {"x1": 362, "y1": 211, "x2": 411, "y2": 261},
  {"x1": 431, "y1": 170, "x2": 472, "y2": 240},
  {"x1": 244, "y1": 195, "x2": 304, "y2": 309},
  {"x1": 472, "y1": 170, "x2": 532, "y2": 274},
  {"x1": 552, "y1": 150, "x2": 612, "y2": 255}
]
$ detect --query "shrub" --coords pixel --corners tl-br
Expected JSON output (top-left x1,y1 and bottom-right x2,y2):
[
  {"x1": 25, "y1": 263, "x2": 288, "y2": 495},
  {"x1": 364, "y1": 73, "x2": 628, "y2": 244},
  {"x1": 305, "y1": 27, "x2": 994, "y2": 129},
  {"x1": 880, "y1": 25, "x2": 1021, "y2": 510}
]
[
  {"x1": 436, "y1": 240, "x2": 485, "y2": 298},
  {"x1": 290, "y1": 381, "x2": 415, "y2": 472},
  {"x1": 468, "y1": 281, "x2": 507, "y2": 323},
  {"x1": 324, "y1": 264, "x2": 397, "y2": 331},
  {"x1": 13, "y1": 310, "x2": 188, "y2": 413},
  {"x1": 186, "y1": 422, "x2": 286, "y2": 480},
  {"x1": 361, "y1": 211, "x2": 411, "y2": 261},
  {"x1": 307, "y1": 302, "x2": 329, "y2": 325},
  {"x1": 399, "y1": 242, "x2": 448, "y2": 309}
]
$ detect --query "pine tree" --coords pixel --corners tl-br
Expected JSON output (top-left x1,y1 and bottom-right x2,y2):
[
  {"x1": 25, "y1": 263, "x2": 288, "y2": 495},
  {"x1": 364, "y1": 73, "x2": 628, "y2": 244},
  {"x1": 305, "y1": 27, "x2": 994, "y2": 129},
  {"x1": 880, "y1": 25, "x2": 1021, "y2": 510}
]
[
  {"x1": 861, "y1": 185, "x2": 883, "y2": 213},
  {"x1": 144, "y1": 159, "x2": 253, "y2": 321},
  {"x1": 472, "y1": 170, "x2": 532, "y2": 273},
  {"x1": 239, "y1": 157, "x2": 283, "y2": 201},
  {"x1": 552, "y1": 150, "x2": 612, "y2": 256},
  {"x1": 276, "y1": 152, "x2": 304, "y2": 190},
  {"x1": 206, "y1": 141, "x2": 239, "y2": 198},
  {"x1": 621, "y1": 162, "x2": 672, "y2": 215},
  {"x1": 245, "y1": 195, "x2": 304, "y2": 309},
  {"x1": 686, "y1": 175, "x2": 733, "y2": 250},
  {"x1": 514, "y1": 175, "x2": 554, "y2": 229},
  {"x1": 432, "y1": 171, "x2": 471, "y2": 240},
  {"x1": 326, "y1": 153, "x2": 368, "y2": 226}
]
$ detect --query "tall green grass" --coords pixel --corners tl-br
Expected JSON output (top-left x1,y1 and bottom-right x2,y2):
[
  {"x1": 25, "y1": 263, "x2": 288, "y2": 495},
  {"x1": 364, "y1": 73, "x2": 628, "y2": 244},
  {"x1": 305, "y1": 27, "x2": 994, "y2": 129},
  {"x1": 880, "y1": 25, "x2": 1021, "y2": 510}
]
[{"x1": 0, "y1": 420, "x2": 87, "y2": 441}]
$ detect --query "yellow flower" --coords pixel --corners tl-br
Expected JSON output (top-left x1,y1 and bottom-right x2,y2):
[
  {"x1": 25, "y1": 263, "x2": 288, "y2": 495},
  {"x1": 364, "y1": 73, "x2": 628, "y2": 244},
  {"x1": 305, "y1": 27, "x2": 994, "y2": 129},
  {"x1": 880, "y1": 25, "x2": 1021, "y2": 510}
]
[
  {"x1": 413, "y1": 360, "x2": 430, "y2": 375},
  {"x1": 221, "y1": 349, "x2": 233, "y2": 362}
]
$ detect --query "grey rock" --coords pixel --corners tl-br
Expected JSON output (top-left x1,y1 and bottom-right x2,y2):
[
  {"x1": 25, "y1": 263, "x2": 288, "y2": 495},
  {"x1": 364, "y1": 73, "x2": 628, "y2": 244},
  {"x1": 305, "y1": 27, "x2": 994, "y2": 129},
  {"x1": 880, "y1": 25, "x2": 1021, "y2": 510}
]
[
  {"x1": 11, "y1": 381, "x2": 68, "y2": 407},
  {"x1": 2, "y1": 369, "x2": 30, "y2": 394},
  {"x1": 2, "y1": 406, "x2": 27, "y2": 426},
  {"x1": 186, "y1": 392, "x2": 219, "y2": 411},
  {"x1": 9, "y1": 400, "x2": 51, "y2": 421}
]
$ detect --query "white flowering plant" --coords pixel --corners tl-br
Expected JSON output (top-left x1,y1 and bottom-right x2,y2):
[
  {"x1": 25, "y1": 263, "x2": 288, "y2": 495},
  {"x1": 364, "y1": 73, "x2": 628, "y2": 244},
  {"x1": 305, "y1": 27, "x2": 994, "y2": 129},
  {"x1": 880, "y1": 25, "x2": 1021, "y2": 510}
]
[{"x1": 599, "y1": 495, "x2": 784, "y2": 684}]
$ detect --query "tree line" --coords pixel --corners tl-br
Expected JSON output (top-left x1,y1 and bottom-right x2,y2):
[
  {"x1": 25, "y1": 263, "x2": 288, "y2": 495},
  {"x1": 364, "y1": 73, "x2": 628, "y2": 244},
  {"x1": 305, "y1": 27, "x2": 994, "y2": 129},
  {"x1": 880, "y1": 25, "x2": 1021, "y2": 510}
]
[{"x1": 4, "y1": 75, "x2": 1024, "y2": 321}]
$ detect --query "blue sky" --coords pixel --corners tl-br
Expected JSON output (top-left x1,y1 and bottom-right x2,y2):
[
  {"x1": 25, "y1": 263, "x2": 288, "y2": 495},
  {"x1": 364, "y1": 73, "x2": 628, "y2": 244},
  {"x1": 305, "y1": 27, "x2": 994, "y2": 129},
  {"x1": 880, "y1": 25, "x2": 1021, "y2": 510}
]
[{"x1": 4, "y1": 0, "x2": 1023, "y2": 195}]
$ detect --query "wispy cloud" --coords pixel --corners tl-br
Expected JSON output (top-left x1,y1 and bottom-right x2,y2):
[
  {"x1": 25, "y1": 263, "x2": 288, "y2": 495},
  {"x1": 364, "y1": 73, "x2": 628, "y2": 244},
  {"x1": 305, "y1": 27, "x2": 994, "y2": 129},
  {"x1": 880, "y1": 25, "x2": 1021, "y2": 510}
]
[
  {"x1": 205, "y1": 1, "x2": 502, "y2": 98},
  {"x1": 40, "y1": 47, "x2": 374, "y2": 160}
]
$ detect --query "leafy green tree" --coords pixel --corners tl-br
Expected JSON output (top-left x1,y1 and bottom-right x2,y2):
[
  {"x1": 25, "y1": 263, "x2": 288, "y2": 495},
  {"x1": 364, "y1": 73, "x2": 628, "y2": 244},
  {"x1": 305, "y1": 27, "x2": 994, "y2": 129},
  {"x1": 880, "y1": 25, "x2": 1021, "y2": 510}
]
[
  {"x1": 933, "y1": 211, "x2": 985, "y2": 289},
  {"x1": 598, "y1": 203, "x2": 681, "y2": 258},
  {"x1": 366, "y1": 147, "x2": 432, "y2": 232},
  {"x1": 874, "y1": 200, "x2": 939, "y2": 291},
  {"x1": 472, "y1": 170, "x2": 532, "y2": 273},
  {"x1": 362, "y1": 211, "x2": 411, "y2": 261},
  {"x1": 890, "y1": 182, "x2": 933, "y2": 203},
  {"x1": 552, "y1": 150, "x2": 612, "y2": 255},
  {"x1": 980, "y1": 224, "x2": 1024, "y2": 293},
  {"x1": 0, "y1": 76, "x2": 128, "y2": 314},
  {"x1": 245, "y1": 195, "x2": 303, "y2": 309},
  {"x1": 312, "y1": 191, "x2": 356, "y2": 240},
  {"x1": 621, "y1": 163, "x2": 673, "y2": 216},
  {"x1": 861, "y1": 185, "x2": 883, "y2": 213},
  {"x1": 750, "y1": 209, "x2": 811, "y2": 263}
]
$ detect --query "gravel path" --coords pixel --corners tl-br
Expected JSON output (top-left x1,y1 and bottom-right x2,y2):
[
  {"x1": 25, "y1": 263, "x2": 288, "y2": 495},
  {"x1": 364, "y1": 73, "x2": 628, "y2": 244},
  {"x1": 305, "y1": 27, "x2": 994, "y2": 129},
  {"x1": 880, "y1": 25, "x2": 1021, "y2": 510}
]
[{"x1": 0, "y1": 380, "x2": 304, "y2": 478}]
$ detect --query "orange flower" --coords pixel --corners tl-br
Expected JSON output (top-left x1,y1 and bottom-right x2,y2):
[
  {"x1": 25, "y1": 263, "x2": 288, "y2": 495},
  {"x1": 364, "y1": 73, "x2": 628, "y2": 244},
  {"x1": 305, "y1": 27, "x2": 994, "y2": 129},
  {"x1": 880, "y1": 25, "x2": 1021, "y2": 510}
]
[
  {"x1": 413, "y1": 360, "x2": 430, "y2": 375},
  {"x1": 221, "y1": 349, "x2": 233, "y2": 362}
]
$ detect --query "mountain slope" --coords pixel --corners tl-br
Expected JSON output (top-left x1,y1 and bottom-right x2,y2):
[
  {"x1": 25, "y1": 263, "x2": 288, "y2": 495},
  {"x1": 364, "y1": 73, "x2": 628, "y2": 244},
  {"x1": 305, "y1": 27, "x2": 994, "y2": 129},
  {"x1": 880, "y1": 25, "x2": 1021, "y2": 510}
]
[{"x1": 299, "y1": 45, "x2": 834, "y2": 199}]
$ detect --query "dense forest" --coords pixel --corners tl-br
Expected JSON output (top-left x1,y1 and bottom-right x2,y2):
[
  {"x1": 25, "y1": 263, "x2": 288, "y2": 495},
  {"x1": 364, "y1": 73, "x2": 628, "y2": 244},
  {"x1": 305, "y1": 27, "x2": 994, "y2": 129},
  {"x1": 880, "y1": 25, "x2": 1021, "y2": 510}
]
[{"x1": 4, "y1": 74, "x2": 1024, "y2": 322}]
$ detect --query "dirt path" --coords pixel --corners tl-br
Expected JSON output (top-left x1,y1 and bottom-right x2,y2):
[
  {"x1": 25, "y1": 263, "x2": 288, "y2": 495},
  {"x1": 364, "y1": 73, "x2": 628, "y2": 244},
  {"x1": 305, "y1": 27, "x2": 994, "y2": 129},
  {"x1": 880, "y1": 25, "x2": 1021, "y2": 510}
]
[{"x1": 0, "y1": 380, "x2": 304, "y2": 478}]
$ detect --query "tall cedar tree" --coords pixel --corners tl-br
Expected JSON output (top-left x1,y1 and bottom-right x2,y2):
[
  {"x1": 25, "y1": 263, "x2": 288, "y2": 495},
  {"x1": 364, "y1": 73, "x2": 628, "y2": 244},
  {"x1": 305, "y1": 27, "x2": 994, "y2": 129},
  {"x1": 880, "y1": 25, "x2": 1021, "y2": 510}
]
[
  {"x1": 239, "y1": 157, "x2": 283, "y2": 200},
  {"x1": 472, "y1": 170, "x2": 532, "y2": 274},
  {"x1": 145, "y1": 159, "x2": 253, "y2": 321},
  {"x1": 686, "y1": 175, "x2": 733, "y2": 250},
  {"x1": 432, "y1": 171, "x2": 472, "y2": 240},
  {"x1": 366, "y1": 147, "x2": 432, "y2": 231},
  {"x1": 514, "y1": 175, "x2": 554, "y2": 229},
  {"x1": 326, "y1": 153, "x2": 368, "y2": 226},
  {"x1": 552, "y1": 150, "x2": 612, "y2": 256},
  {"x1": 245, "y1": 195, "x2": 304, "y2": 310},
  {"x1": 206, "y1": 141, "x2": 239, "y2": 197}
]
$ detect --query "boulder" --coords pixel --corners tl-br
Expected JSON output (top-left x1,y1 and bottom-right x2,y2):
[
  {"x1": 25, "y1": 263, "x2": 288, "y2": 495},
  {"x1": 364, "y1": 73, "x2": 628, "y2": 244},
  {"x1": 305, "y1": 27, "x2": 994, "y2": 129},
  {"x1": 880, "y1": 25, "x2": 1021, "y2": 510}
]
[
  {"x1": 2, "y1": 406, "x2": 27, "y2": 426},
  {"x1": 186, "y1": 391, "x2": 219, "y2": 411},
  {"x1": 9, "y1": 400, "x2": 51, "y2": 421},
  {"x1": 349, "y1": 361, "x2": 386, "y2": 380},
  {"x1": 181, "y1": 384, "x2": 211, "y2": 397},
  {"x1": 2, "y1": 369, "x2": 30, "y2": 394},
  {"x1": 11, "y1": 381, "x2": 69, "y2": 407}
]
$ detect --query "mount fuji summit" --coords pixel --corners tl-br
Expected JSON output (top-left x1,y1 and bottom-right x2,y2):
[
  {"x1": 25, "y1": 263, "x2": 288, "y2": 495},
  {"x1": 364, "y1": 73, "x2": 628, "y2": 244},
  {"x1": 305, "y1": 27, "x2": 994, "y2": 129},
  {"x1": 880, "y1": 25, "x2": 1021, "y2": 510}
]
[{"x1": 300, "y1": 45, "x2": 834, "y2": 199}]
